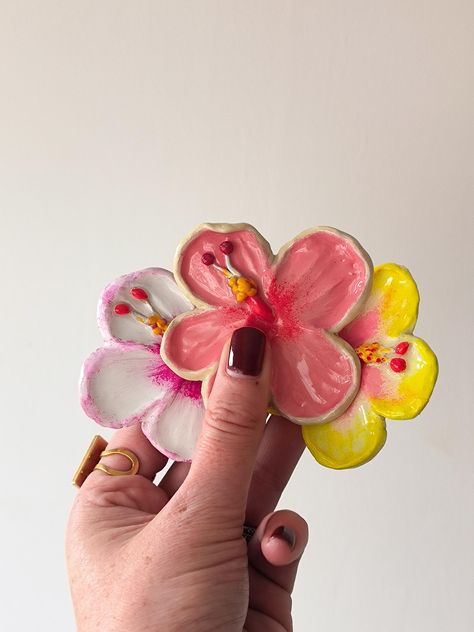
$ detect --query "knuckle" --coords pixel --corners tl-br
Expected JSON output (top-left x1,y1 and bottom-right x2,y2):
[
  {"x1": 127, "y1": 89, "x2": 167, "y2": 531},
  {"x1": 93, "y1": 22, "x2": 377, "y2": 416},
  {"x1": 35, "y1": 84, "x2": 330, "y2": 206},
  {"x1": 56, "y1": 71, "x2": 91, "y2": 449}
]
[
  {"x1": 205, "y1": 397, "x2": 262, "y2": 437},
  {"x1": 77, "y1": 473, "x2": 145, "y2": 510}
]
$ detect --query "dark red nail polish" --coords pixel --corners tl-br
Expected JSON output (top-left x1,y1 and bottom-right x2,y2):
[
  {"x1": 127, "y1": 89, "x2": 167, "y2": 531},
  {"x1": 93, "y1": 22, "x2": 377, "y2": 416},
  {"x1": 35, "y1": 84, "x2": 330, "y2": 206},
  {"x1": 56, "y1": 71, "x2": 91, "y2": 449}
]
[
  {"x1": 270, "y1": 526, "x2": 296, "y2": 550},
  {"x1": 227, "y1": 327, "x2": 266, "y2": 377}
]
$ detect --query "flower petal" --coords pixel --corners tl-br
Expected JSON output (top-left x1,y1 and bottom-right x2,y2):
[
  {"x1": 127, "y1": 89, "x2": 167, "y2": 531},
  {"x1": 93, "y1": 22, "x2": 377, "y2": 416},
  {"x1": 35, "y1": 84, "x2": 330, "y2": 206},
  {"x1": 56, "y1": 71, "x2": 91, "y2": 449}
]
[
  {"x1": 201, "y1": 370, "x2": 216, "y2": 408},
  {"x1": 302, "y1": 391, "x2": 386, "y2": 469},
  {"x1": 80, "y1": 343, "x2": 178, "y2": 428},
  {"x1": 141, "y1": 383, "x2": 204, "y2": 462},
  {"x1": 161, "y1": 307, "x2": 248, "y2": 379},
  {"x1": 98, "y1": 267, "x2": 193, "y2": 345},
  {"x1": 271, "y1": 328, "x2": 360, "y2": 425},
  {"x1": 364, "y1": 335, "x2": 438, "y2": 419},
  {"x1": 341, "y1": 263, "x2": 419, "y2": 348},
  {"x1": 271, "y1": 227, "x2": 372, "y2": 331},
  {"x1": 174, "y1": 223, "x2": 274, "y2": 308}
]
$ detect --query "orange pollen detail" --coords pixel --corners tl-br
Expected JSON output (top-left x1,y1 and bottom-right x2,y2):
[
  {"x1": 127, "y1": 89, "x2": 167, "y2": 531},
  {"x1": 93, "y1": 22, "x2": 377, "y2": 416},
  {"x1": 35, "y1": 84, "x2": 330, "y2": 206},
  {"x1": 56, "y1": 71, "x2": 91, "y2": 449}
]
[
  {"x1": 356, "y1": 341, "x2": 389, "y2": 364},
  {"x1": 205, "y1": 241, "x2": 259, "y2": 303},
  {"x1": 146, "y1": 314, "x2": 168, "y2": 336},
  {"x1": 203, "y1": 241, "x2": 273, "y2": 319},
  {"x1": 356, "y1": 340, "x2": 410, "y2": 372},
  {"x1": 117, "y1": 285, "x2": 168, "y2": 336},
  {"x1": 228, "y1": 275, "x2": 257, "y2": 302}
]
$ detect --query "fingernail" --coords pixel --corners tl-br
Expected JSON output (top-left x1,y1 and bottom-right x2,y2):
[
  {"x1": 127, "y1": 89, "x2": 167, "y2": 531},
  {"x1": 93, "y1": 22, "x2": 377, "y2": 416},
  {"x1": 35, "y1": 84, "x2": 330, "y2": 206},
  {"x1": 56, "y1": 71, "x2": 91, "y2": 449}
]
[
  {"x1": 270, "y1": 526, "x2": 296, "y2": 550},
  {"x1": 227, "y1": 327, "x2": 266, "y2": 377}
]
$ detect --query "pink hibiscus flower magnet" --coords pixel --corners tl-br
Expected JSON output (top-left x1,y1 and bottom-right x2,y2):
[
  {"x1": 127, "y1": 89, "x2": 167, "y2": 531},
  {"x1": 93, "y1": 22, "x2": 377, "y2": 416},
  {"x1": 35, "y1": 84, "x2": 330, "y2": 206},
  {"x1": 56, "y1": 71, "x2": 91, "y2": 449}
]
[{"x1": 160, "y1": 223, "x2": 373, "y2": 425}]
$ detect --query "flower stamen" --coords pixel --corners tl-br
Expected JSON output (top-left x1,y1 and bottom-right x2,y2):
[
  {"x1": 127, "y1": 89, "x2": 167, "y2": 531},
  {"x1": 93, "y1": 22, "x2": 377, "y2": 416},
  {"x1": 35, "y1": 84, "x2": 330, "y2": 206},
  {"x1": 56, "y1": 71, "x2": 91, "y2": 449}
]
[
  {"x1": 395, "y1": 341, "x2": 409, "y2": 355},
  {"x1": 130, "y1": 287, "x2": 161, "y2": 315},
  {"x1": 219, "y1": 241, "x2": 241, "y2": 276},
  {"x1": 114, "y1": 288, "x2": 169, "y2": 336},
  {"x1": 356, "y1": 341, "x2": 410, "y2": 372},
  {"x1": 390, "y1": 357, "x2": 407, "y2": 372},
  {"x1": 201, "y1": 252, "x2": 232, "y2": 277},
  {"x1": 114, "y1": 302, "x2": 149, "y2": 324},
  {"x1": 201, "y1": 240, "x2": 274, "y2": 320}
]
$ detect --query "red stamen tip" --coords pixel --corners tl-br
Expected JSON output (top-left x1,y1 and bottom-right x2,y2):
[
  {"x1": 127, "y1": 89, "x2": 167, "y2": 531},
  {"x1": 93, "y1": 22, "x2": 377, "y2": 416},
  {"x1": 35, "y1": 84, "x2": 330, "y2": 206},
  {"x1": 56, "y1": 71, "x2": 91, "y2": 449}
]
[
  {"x1": 202, "y1": 252, "x2": 215, "y2": 265},
  {"x1": 395, "y1": 341, "x2": 410, "y2": 355},
  {"x1": 114, "y1": 303, "x2": 131, "y2": 315},
  {"x1": 390, "y1": 358, "x2": 407, "y2": 373},
  {"x1": 219, "y1": 240, "x2": 233, "y2": 255},
  {"x1": 131, "y1": 287, "x2": 149, "y2": 301}
]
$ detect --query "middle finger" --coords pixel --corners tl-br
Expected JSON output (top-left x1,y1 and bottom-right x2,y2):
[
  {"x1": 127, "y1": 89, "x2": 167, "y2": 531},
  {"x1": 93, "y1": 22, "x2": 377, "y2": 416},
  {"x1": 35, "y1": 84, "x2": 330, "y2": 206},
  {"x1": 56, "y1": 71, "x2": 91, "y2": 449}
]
[{"x1": 245, "y1": 415, "x2": 305, "y2": 526}]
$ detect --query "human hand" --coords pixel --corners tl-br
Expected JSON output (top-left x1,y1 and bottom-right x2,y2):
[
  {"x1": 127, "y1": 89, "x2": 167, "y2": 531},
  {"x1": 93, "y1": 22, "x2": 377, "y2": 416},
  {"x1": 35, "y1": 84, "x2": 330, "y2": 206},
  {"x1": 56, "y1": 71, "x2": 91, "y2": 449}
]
[{"x1": 66, "y1": 326, "x2": 308, "y2": 631}]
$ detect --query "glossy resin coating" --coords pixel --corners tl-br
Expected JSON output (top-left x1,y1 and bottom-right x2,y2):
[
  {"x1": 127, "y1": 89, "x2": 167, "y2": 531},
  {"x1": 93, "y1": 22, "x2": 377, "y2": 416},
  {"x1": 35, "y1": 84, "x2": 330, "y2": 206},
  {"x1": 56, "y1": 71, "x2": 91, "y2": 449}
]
[
  {"x1": 80, "y1": 223, "x2": 438, "y2": 469},
  {"x1": 161, "y1": 223, "x2": 373, "y2": 425}
]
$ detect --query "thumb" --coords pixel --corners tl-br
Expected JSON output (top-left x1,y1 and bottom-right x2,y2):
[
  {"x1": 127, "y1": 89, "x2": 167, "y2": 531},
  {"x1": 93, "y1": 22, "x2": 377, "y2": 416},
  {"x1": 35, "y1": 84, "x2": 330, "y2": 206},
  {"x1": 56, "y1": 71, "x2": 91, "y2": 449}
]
[{"x1": 184, "y1": 326, "x2": 270, "y2": 513}]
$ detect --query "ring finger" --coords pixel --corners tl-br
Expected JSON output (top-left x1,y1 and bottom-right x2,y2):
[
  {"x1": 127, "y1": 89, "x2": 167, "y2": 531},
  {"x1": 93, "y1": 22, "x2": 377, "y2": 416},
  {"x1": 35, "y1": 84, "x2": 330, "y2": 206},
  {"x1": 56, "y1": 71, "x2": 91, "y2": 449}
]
[{"x1": 91, "y1": 423, "x2": 169, "y2": 482}]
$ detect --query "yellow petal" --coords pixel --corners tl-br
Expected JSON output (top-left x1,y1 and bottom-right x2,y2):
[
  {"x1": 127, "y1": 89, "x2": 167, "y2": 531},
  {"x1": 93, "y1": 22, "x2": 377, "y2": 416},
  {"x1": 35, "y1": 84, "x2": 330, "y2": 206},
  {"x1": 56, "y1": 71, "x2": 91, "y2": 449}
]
[
  {"x1": 369, "y1": 335, "x2": 438, "y2": 419},
  {"x1": 342, "y1": 263, "x2": 420, "y2": 347},
  {"x1": 302, "y1": 393, "x2": 386, "y2": 469},
  {"x1": 373, "y1": 263, "x2": 419, "y2": 337}
]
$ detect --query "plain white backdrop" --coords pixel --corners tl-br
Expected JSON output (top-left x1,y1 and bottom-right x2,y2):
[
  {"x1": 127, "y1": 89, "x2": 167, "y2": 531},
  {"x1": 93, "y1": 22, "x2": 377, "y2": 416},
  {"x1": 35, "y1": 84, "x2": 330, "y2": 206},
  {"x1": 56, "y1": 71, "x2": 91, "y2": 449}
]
[{"x1": 1, "y1": 2, "x2": 473, "y2": 630}]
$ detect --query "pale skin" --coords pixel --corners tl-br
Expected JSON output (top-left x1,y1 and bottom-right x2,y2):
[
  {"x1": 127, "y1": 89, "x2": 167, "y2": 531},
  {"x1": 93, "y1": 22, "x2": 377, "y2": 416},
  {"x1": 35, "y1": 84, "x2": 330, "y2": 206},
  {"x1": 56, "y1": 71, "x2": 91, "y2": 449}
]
[{"x1": 66, "y1": 337, "x2": 308, "y2": 631}]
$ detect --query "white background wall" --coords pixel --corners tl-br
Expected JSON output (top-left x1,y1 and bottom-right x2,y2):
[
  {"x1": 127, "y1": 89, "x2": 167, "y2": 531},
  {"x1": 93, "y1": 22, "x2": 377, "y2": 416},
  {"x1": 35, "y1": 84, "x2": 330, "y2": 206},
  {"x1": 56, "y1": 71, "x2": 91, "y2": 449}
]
[{"x1": 1, "y1": 2, "x2": 472, "y2": 630}]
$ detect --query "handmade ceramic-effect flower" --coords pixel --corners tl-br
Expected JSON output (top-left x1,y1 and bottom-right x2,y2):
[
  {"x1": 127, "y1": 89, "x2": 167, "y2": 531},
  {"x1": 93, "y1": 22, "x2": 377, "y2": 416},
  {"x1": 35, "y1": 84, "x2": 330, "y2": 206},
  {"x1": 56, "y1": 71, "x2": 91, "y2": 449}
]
[
  {"x1": 160, "y1": 223, "x2": 373, "y2": 425},
  {"x1": 302, "y1": 263, "x2": 438, "y2": 469},
  {"x1": 80, "y1": 224, "x2": 437, "y2": 469},
  {"x1": 80, "y1": 268, "x2": 205, "y2": 461}
]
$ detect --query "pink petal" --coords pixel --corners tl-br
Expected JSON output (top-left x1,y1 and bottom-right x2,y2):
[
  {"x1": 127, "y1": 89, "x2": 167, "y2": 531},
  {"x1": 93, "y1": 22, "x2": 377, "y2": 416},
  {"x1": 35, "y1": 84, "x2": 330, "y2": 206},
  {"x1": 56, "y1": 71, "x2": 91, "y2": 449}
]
[
  {"x1": 271, "y1": 327, "x2": 360, "y2": 424},
  {"x1": 141, "y1": 384, "x2": 204, "y2": 462},
  {"x1": 359, "y1": 363, "x2": 385, "y2": 399},
  {"x1": 98, "y1": 267, "x2": 193, "y2": 345},
  {"x1": 272, "y1": 228, "x2": 372, "y2": 331},
  {"x1": 339, "y1": 309, "x2": 379, "y2": 348},
  {"x1": 80, "y1": 343, "x2": 178, "y2": 428},
  {"x1": 175, "y1": 223, "x2": 274, "y2": 308},
  {"x1": 161, "y1": 307, "x2": 248, "y2": 379}
]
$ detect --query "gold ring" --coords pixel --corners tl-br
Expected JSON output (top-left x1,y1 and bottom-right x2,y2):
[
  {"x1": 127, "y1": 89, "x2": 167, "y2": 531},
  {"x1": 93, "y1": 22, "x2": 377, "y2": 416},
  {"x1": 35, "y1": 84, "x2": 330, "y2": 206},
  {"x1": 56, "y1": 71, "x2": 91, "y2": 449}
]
[
  {"x1": 73, "y1": 435, "x2": 108, "y2": 487},
  {"x1": 72, "y1": 436, "x2": 141, "y2": 487},
  {"x1": 94, "y1": 448, "x2": 140, "y2": 477}
]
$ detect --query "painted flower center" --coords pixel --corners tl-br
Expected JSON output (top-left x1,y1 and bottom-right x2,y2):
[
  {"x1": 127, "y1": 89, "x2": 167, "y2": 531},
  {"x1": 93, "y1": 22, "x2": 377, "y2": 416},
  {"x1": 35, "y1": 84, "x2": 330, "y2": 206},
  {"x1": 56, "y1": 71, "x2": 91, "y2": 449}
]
[
  {"x1": 201, "y1": 240, "x2": 274, "y2": 322},
  {"x1": 356, "y1": 340, "x2": 410, "y2": 372},
  {"x1": 148, "y1": 345, "x2": 202, "y2": 399},
  {"x1": 114, "y1": 287, "x2": 168, "y2": 336}
]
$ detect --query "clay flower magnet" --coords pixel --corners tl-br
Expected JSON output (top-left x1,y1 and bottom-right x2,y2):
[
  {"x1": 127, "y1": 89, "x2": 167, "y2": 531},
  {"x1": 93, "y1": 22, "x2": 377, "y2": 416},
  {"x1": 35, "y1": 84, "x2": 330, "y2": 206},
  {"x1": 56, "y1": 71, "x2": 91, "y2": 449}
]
[
  {"x1": 160, "y1": 223, "x2": 373, "y2": 425},
  {"x1": 302, "y1": 263, "x2": 438, "y2": 468},
  {"x1": 80, "y1": 223, "x2": 437, "y2": 469},
  {"x1": 80, "y1": 268, "x2": 204, "y2": 461}
]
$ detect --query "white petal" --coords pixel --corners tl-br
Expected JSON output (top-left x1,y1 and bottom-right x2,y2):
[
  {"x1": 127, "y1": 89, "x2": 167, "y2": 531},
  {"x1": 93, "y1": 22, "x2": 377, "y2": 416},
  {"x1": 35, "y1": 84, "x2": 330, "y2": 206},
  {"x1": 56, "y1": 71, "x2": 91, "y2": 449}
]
[
  {"x1": 80, "y1": 344, "x2": 175, "y2": 428},
  {"x1": 141, "y1": 387, "x2": 204, "y2": 461},
  {"x1": 98, "y1": 267, "x2": 194, "y2": 345}
]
